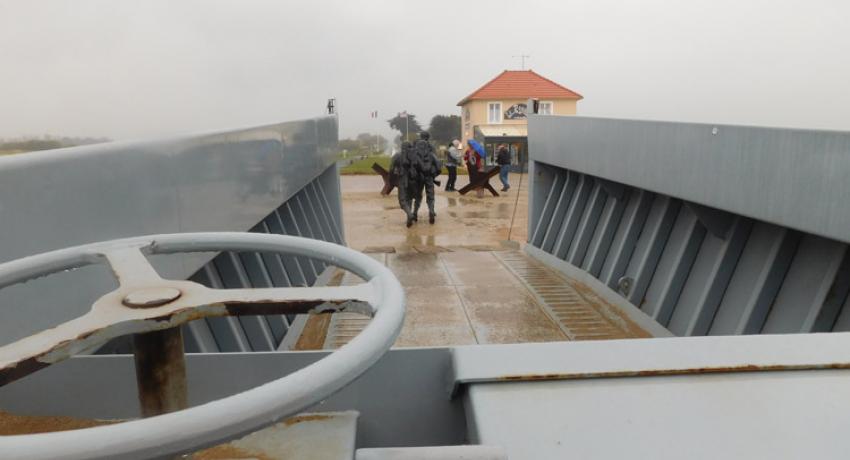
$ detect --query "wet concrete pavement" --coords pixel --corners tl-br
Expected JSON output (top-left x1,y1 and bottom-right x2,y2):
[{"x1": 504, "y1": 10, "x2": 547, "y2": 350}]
[
  {"x1": 341, "y1": 174, "x2": 528, "y2": 252},
  {"x1": 309, "y1": 174, "x2": 647, "y2": 349}
]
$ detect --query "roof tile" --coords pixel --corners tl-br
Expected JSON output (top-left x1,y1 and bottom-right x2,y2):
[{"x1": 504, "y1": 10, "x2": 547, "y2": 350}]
[{"x1": 457, "y1": 70, "x2": 583, "y2": 106}]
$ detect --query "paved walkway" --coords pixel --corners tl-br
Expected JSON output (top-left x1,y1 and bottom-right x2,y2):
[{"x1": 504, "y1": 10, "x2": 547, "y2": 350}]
[
  {"x1": 340, "y1": 174, "x2": 529, "y2": 252},
  {"x1": 291, "y1": 175, "x2": 650, "y2": 350}
]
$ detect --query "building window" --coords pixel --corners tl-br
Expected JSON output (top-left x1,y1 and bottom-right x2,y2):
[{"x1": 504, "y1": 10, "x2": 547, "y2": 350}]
[
  {"x1": 488, "y1": 102, "x2": 502, "y2": 124},
  {"x1": 539, "y1": 101, "x2": 553, "y2": 115}
]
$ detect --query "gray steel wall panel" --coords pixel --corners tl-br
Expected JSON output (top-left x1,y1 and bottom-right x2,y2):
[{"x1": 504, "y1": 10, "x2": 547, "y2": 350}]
[
  {"x1": 194, "y1": 266, "x2": 252, "y2": 352},
  {"x1": 708, "y1": 224, "x2": 798, "y2": 335},
  {"x1": 581, "y1": 188, "x2": 630, "y2": 276},
  {"x1": 528, "y1": 161, "x2": 556, "y2": 244},
  {"x1": 266, "y1": 210, "x2": 309, "y2": 287},
  {"x1": 183, "y1": 319, "x2": 219, "y2": 354},
  {"x1": 298, "y1": 189, "x2": 329, "y2": 243},
  {"x1": 829, "y1": 287, "x2": 850, "y2": 332},
  {"x1": 599, "y1": 189, "x2": 654, "y2": 288},
  {"x1": 317, "y1": 164, "x2": 346, "y2": 246},
  {"x1": 250, "y1": 223, "x2": 292, "y2": 287},
  {"x1": 0, "y1": 117, "x2": 338, "y2": 345},
  {"x1": 310, "y1": 181, "x2": 343, "y2": 245},
  {"x1": 279, "y1": 202, "x2": 320, "y2": 282},
  {"x1": 816, "y1": 254, "x2": 850, "y2": 332},
  {"x1": 530, "y1": 168, "x2": 564, "y2": 248},
  {"x1": 567, "y1": 182, "x2": 607, "y2": 266},
  {"x1": 761, "y1": 236, "x2": 847, "y2": 334},
  {"x1": 553, "y1": 175, "x2": 593, "y2": 259},
  {"x1": 213, "y1": 253, "x2": 277, "y2": 351},
  {"x1": 527, "y1": 116, "x2": 850, "y2": 337},
  {"x1": 668, "y1": 217, "x2": 752, "y2": 336},
  {"x1": 528, "y1": 115, "x2": 850, "y2": 245},
  {"x1": 178, "y1": 169, "x2": 346, "y2": 352},
  {"x1": 642, "y1": 207, "x2": 705, "y2": 325},
  {"x1": 292, "y1": 192, "x2": 327, "y2": 276},
  {"x1": 623, "y1": 196, "x2": 681, "y2": 306},
  {"x1": 238, "y1": 251, "x2": 289, "y2": 343},
  {"x1": 0, "y1": 349, "x2": 466, "y2": 448},
  {"x1": 541, "y1": 172, "x2": 575, "y2": 252}
]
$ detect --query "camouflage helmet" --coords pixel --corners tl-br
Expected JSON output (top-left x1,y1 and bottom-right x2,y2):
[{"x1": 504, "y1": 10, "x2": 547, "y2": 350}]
[{"x1": 419, "y1": 131, "x2": 430, "y2": 141}]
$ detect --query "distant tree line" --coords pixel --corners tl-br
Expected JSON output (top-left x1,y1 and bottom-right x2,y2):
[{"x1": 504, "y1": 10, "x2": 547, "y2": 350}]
[
  {"x1": 0, "y1": 136, "x2": 111, "y2": 154},
  {"x1": 338, "y1": 133, "x2": 389, "y2": 156},
  {"x1": 386, "y1": 113, "x2": 461, "y2": 148}
]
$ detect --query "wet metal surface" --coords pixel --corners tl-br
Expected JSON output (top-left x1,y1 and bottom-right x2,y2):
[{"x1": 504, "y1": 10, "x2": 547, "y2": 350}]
[
  {"x1": 460, "y1": 331, "x2": 850, "y2": 459},
  {"x1": 320, "y1": 249, "x2": 566, "y2": 348},
  {"x1": 468, "y1": 370, "x2": 850, "y2": 460}
]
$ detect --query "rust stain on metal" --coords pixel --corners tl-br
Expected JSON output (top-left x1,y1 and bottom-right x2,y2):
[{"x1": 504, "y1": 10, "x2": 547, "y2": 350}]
[
  {"x1": 193, "y1": 444, "x2": 275, "y2": 460},
  {"x1": 496, "y1": 362, "x2": 850, "y2": 382},
  {"x1": 0, "y1": 357, "x2": 50, "y2": 387},
  {"x1": 0, "y1": 296, "x2": 361, "y2": 388},
  {"x1": 294, "y1": 313, "x2": 334, "y2": 350},
  {"x1": 133, "y1": 327, "x2": 188, "y2": 418},
  {"x1": 223, "y1": 299, "x2": 331, "y2": 316},
  {"x1": 0, "y1": 326, "x2": 102, "y2": 387},
  {"x1": 281, "y1": 413, "x2": 334, "y2": 426},
  {"x1": 0, "y1": 411, "x2": 118, "y2": 435}
]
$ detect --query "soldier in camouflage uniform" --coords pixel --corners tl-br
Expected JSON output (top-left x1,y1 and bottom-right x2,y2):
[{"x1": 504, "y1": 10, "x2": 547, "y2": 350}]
[
  {"x1": 397, "y1": 141, "x2": 420, "y2": 228},
  {"x1": 411, "y1": 131, "x2": 440, "y2": 225}
]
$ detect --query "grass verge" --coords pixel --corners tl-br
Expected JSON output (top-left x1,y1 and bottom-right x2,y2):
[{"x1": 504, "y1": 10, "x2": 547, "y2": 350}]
[{"x1": 340, "y1": 156, "x2": 469, "y2": 176}]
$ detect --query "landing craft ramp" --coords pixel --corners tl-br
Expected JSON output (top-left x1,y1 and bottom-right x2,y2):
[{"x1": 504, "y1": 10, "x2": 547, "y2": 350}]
[{"x1": 1, "y1": 114, "x2": 850, "y2": 459}]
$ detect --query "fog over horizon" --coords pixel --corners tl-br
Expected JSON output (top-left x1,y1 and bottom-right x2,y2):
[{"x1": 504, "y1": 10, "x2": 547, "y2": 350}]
[{"x1": 1, "y1": 0, "x2": 848, "y2": 143}]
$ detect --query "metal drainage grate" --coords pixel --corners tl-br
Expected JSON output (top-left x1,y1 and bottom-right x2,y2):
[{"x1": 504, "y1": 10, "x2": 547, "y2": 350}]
[{"x1": 494, "y1": 251, "x2": 635, "y2": 340}]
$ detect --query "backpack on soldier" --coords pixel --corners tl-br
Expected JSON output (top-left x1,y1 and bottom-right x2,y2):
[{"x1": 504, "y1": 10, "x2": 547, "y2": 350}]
[
  {"x1": 404, "y1": 146, "x2": 422, "y2": 181},
  {"x1": 414, "y1": 139, "x2": 440, "y2": 178},
  {"x1": 429, "y1": 152, "x2": 442, "y2": 177}
]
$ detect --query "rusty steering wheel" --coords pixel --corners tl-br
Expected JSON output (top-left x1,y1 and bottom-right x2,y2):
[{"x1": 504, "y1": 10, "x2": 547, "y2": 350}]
[{"x1": 0, "y1": 232, "x2": 405, "y2": 459}]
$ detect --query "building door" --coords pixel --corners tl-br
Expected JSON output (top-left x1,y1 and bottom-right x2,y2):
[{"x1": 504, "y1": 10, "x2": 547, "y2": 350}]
[{"x1": 510, "y1": 141, "x2": 527, "y2": 172}]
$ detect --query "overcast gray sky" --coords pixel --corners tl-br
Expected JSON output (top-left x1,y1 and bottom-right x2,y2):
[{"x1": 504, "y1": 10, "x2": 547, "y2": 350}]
[{"x1": 1, "y1": 0, "x2": 848, "y2": 142}]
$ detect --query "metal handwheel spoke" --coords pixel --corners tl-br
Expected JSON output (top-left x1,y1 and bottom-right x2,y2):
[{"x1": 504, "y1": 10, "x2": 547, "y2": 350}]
[
  {"x1": 0, "y1": 232, "x2": 405, "y2": 460},
  {"x1": 202, "y1": 283, "x2": 377, "y2": 317},
  {"x1": 100, "y1": 246, "x2": 163, "y2": 287},
  {"x1": 0, "y1": 312, "x2": 110, "y2": 386}
]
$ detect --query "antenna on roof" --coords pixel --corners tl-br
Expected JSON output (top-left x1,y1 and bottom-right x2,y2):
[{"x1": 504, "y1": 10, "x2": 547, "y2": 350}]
[{"x1": 512, "y1": 54, "x2": 531, "y2": 70}]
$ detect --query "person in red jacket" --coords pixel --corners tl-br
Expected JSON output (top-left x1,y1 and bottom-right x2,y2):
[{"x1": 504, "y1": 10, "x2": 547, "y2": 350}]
[{"x1": 464, "y1": 141, "x2": 485, "y2": 198}]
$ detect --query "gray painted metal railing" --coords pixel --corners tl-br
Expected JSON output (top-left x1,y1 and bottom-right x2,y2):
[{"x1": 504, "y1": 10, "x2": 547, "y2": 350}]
[
  {"x1": 0, "y1": 116, "x2": 343, "y2": 351},
  {"x1": 527, "y1": 116, "x2": 850, "y2": 336}
]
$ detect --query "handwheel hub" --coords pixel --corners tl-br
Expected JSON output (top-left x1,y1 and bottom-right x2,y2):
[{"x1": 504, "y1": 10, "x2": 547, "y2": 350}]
[{"x1": 122, "y1": 287, "x2": 182, "y2": 308}]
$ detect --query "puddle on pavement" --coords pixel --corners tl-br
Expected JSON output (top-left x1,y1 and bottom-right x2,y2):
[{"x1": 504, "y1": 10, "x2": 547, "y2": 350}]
[{"x1": 342, "y1": 175, "x2": 528, "y2": 251}]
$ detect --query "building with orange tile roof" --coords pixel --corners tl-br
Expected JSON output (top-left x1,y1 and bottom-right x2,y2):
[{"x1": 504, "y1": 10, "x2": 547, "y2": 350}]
[{"x1": 457, "y1": 70, "x2": 582, "y2": 168}]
